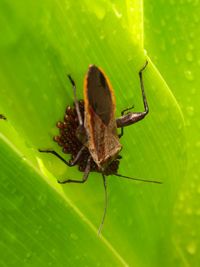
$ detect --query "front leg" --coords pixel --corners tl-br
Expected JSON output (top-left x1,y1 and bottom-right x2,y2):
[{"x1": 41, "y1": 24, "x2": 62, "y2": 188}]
[
  {"x1": 67, "y1": 75, "x2": 83, "y2": 127},
  {"x1": 118, "y1": 105, "x2": 134, "y2": 138},
  {"x1": 116, "y1": 61, "x2": 149, "y2": 128}
]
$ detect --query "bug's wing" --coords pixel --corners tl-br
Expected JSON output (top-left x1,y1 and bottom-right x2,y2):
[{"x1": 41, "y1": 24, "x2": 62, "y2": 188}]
[
  {"x1": 85, "y1": 65, "x2": 115, "y2": 125},
  {"x1": 84, "y1": 65, "x2": 121, "y2": 167}
]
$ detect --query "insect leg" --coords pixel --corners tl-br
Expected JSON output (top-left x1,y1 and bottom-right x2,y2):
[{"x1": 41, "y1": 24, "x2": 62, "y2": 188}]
[
  {"x1": 0, "y1": 114, "x2": 6, "y2": 120},
  {"x1": 98, "y1": 174, "x2": 108, "y2": 235},
  {"x1": 139, "y1": 60, "x2": 149, "y2": 115},
  {"x1": 116, "y1": 60, "x2": 149, "y2": 128},
  {"x1": 57, "y1": 156, "x2": 91, "y2": 184},
  {"x1": 118, "y1": 105, "x2": 134, "y2": 138},
  {"x1": 38, "y1": 146, "x2": 85, "y2": 167},
  {"x1": 67, "y1": 75, "x2": 83, "y2": 126}
]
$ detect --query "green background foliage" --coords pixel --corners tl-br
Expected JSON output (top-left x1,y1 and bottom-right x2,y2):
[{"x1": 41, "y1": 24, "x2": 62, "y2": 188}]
[{"x1": 0, "y1": 0, "x2": 198, "y2": 266}]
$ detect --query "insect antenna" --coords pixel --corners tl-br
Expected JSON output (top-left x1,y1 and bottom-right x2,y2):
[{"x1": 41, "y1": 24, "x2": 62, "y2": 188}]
[
  {"x1": 98, "y1": 174, "x2": 108, "y2": 236},
  {"x1": 114, "y1": 173, "x2": 162, "y2": 184}
]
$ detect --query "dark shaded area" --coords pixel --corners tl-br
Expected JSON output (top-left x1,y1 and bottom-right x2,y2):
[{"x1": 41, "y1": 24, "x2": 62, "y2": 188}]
[
  {"x1": 87, "y1": 65, "x2": 112, "y2": 126},
  {"x1": 0, "y1": 114, "x2": 6, "y2": 120}
]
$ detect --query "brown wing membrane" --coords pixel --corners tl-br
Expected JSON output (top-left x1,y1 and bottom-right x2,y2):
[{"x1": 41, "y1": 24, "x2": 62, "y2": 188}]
[
  {"x1": 84, "y1": 65, "x2": 121, "y2": 169},
  {"x1": 86, "y1": 65, "x2": 113, "y2": 125}
]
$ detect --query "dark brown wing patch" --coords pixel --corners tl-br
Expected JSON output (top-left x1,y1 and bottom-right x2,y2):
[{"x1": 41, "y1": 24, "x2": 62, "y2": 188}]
[
  {"x1": 86, "y1": 65, "x2": 112, "y2": 126},
  {"x1": 84, "y1": 65, "x2": 121, "y2": 168}
]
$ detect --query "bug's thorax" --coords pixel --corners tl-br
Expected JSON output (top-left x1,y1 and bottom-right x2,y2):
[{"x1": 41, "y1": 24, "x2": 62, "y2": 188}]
[{"x1": 83, "y1": 64, "x2": 122, "y2": 170}]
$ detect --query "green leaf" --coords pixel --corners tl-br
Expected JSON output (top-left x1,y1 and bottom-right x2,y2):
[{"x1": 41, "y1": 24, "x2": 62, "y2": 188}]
[
  {"x1": 0, "y1": 135, "x2": 127, "y2": 266},
  {"x1": 0, "y1": 1, "x2": 185, "y2": 266},
  {"x1": 144, "y1": 0, "x2": 200, "y2": 266}
]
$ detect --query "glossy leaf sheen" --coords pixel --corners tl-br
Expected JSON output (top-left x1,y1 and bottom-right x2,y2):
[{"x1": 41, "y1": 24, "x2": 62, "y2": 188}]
[
  {"x1": 144, "y1": 0, "x2": 200, "y2": 266},
  {"x1": 0, "y1": 1, "x2": 187, "y2": 266}
]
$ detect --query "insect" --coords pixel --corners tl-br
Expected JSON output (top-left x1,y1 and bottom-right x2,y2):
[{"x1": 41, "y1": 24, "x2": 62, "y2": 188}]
[
  {"x1": 39, "y1": 61, "x2": 161, "y2": 234},
  {"x1": 0, "y1": 114, "x2": 6, "y2": 120}
]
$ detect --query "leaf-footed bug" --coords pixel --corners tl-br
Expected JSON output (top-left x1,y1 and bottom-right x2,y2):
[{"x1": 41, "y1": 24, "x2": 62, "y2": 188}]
[{"x1": 39, "y1": 61, "x2": 162, "y2": 234}]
